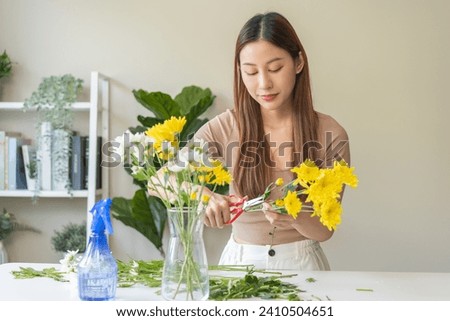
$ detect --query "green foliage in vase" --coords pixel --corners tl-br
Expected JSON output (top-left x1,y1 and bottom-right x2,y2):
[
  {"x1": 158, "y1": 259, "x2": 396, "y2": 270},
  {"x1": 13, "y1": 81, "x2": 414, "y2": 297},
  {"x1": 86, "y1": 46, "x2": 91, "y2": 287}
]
[
  {"x1": 50, "y1": 222, "x2": 86, "y2": 253},
  {"x1": 111, "y1": 85, "x2": 218, "y2": 258}
]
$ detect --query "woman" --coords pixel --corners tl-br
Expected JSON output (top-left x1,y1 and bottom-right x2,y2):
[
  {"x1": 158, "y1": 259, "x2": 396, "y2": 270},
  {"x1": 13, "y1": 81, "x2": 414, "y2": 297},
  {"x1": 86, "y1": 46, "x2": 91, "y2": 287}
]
[{"x1": 199, "y1": 12, "x2": 350, "y2": 270}]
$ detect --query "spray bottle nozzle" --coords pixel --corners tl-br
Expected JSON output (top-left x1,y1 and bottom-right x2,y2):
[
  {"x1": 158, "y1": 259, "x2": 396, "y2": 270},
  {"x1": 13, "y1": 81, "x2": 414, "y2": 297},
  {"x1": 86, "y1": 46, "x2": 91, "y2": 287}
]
[{"x1": 90, "y1": 198, "x2": 113, "y2": 235}]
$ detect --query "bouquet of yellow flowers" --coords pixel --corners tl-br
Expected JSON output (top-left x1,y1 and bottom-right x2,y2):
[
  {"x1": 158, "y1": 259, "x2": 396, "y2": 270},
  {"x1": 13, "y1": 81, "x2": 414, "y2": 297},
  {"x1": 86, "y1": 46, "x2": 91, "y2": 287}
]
[
  {"x1": 113, "y1": 116, "x2": 232, "y2": 209},
  {"x1": 228, "y1": 159, "x2": 358, "y2": 231},
  {"x1": 113, "y1": 116, "x2": 232, "y2": 300}
]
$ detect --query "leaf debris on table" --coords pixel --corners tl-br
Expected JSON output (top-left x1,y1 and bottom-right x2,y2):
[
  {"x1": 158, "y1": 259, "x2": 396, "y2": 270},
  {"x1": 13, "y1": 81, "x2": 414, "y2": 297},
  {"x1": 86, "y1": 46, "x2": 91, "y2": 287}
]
[
  {"x1": 12, "y1": 260, "x2": 310, "y2": 301},
  {"x1": 11, "y1": 267, "x2": 68, "y2": 282}
]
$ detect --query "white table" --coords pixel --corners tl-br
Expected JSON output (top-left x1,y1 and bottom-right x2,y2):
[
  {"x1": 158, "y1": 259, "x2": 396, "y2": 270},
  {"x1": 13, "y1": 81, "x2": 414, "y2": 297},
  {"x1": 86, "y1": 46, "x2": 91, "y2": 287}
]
[{"x1": 1, "y1": 262, "x2": 450, "y2": 301}]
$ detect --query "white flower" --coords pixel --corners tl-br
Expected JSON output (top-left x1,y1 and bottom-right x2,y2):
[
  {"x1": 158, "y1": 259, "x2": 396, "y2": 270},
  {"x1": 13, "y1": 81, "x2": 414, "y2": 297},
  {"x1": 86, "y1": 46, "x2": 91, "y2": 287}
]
[
  {"x1": 167, "y1": 158, "x2": 188, "y2": 172},
  {"x1": 59, "y1": 250, "x2": 81, "y2": 273},
  {"x1": 113, "y1": 131, "x2": 156, "y2": 165},
  {"x1": 112, "y1": 133, "x2": 127, "y2": 159},
  {"x1": 131, "y1": 165, "x2": 142, "y2": 175}
]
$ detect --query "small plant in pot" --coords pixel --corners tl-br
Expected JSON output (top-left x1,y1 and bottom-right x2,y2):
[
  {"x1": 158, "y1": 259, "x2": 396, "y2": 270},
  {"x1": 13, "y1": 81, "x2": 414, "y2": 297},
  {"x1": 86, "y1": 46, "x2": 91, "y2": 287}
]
[
  {"x1": 0, "y1": 50, "x2": 13, "y2": 80},
  {"x1": 23, "y1": 74, "x2": 83, "y2": 194},
  {"x1": 1, "y1": 208, "x2": 41, "y2": 264},
  {"x1": 0, "y1": 50, "x2": 13, "y2": 98},
  {"x1": 51, "y1": 222, "x2": 86, "y2": 256}
]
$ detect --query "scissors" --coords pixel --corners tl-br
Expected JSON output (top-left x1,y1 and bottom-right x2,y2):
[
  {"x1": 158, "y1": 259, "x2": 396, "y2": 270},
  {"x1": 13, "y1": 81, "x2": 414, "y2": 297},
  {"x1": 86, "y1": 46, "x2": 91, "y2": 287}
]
[{"x1": 226, "y1": 195, "x2": 265, "y2": 224}]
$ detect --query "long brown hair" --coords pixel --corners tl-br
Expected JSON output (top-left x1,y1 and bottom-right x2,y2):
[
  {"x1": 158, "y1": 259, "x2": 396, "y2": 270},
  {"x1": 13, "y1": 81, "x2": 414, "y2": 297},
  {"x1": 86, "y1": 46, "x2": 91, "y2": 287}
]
[{"x1": 233, "y1": 12, "x2": 319, "y2": 198}]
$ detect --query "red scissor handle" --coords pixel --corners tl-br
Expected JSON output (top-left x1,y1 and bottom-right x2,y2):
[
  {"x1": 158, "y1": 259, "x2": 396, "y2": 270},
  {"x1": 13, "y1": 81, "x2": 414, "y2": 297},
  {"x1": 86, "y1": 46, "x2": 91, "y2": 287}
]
[{"x1": 226, "y1": 195, "x2": 248, "y2": 224}]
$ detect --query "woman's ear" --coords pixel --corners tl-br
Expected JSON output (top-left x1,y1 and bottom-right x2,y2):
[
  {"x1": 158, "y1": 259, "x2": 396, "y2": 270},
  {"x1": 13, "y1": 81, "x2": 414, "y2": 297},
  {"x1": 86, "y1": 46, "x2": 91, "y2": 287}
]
[{"x1": 296, "y1": 52, "x2": 305, "y2": 74}]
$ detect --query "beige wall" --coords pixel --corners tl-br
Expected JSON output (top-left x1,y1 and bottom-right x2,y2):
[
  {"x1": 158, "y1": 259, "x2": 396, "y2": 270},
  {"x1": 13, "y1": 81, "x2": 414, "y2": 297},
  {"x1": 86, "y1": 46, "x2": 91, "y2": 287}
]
[{"x1": 1, "y1": 0, "x2": 449, "y2": 272}]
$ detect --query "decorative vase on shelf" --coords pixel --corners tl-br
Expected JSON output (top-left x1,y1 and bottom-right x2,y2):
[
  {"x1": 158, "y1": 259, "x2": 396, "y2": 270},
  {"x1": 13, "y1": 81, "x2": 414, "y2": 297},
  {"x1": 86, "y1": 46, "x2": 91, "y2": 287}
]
[
  {"x1": 0, "y1": 240, "x2": 8, "y2": 264},
  {"x1": 161, "y1": 207, "x2": 209, "y2": 301}
]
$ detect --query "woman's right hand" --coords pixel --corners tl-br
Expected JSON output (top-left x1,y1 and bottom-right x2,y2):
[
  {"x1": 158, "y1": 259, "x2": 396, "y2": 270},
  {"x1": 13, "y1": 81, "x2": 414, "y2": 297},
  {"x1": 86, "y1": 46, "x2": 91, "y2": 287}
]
[{"x1": 204, "y1": 192, "x2": 233, "y2": 229}]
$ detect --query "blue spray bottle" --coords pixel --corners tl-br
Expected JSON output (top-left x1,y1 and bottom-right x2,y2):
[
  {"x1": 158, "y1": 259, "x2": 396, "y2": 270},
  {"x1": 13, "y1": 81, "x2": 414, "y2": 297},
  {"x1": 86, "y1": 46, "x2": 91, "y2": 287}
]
[{"x1": 77, "y1": 198, "x2": 117, "y2": 301}]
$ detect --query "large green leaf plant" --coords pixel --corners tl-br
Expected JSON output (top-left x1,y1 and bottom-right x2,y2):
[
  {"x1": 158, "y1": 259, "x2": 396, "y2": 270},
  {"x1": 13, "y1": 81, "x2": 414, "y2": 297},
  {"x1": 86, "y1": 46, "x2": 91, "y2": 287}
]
[{"x1": 111, "y1": 86, "x2": 216, "y2": 258}]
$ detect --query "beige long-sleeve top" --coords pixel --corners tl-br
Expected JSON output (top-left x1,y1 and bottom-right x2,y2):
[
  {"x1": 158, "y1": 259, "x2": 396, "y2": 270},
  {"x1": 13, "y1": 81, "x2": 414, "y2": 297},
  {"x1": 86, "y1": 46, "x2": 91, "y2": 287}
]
[{"x1": 195, "y1": 109, "x2": 350, "y2": 245}]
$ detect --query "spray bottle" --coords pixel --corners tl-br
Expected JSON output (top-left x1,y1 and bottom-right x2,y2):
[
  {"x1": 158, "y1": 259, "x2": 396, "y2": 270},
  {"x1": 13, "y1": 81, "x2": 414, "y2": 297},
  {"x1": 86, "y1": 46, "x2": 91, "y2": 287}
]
[{"x1": 77, "y1": 198, "x2": 117, "y2": 301}]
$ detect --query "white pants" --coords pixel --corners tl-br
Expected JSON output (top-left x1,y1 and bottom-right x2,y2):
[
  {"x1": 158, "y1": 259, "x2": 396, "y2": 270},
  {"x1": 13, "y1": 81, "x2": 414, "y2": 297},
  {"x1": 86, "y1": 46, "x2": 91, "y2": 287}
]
[{"x1": 218, "y1": 235, "x2": 330, "y2": 271}]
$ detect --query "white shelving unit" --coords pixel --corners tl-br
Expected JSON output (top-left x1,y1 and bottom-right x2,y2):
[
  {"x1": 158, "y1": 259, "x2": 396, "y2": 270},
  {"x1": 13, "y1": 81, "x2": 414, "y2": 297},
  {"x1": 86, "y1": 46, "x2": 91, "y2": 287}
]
[{"x1": 0, "y1": 71, "x2": 110, "y2": 223}]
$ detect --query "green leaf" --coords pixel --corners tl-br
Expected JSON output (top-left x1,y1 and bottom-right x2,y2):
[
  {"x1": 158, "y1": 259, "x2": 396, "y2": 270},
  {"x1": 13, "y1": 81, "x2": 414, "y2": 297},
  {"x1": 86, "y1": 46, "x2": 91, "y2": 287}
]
[
  {"x1": 147, "y1": 194, "x2": 167, "y2": 239},
  {"x1": 0, "y1": 50, "x2": 13, "y2": 79},
  {"x1": 174, "y1": 86, "x2": 215, "y2": 117},
  {"x1": 137, "y1": 115, "x2": 163, "y2": 128},
  {"x1": 185, "y1": 94, "x2": 215, "y2": 124},
  {"x1": 180, "y1": 118, "x2": 209, "y2": 143},
  {"x1": 133, "y1": 89, "x2": 181, "y2": 119},
  {"x1": 111, "y1": 191, "x2": 167, "y2": 256},
  {"x1": 128, "y1": 125, "x2": 149, "y2": 135}
]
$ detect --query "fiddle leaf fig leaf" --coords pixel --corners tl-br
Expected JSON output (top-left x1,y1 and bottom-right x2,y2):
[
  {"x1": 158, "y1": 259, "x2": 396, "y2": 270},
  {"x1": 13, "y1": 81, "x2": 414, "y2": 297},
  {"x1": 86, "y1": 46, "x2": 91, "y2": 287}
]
[
  {"x1": 132, "y1": 90, "x2": 181, "y2": 119},
  {"x1": 174, "y1": 86, "x2": 215, "y2": 117},
  {"x1": 137, "y1": 115, "x2": 163, "y2": 129},
  {"x1": 111, "y1": 191, "x2": 167, "y2": 257}
]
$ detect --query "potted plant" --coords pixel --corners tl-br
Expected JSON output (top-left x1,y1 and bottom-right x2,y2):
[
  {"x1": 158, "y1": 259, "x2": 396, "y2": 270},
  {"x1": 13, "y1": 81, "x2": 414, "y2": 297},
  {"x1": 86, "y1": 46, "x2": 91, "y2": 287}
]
[
  {"x1": 0, "y1": 208, "x2": 41, "y2": 264},
  {"x1": 0, "y1": 50, "x2": 13, "y2": 80},
  {"x1": 110, "y1": 85, "x2": 220, "y2": 257},
  {"x1": 0, "y1": 50, "x2": 13, "y2": 98},
  {"x1": 23, "y1": 74, "x2": 83, "y2": 194},
  {"x1": 51, "y1": 221, "x2": 86, "y2": 255}
]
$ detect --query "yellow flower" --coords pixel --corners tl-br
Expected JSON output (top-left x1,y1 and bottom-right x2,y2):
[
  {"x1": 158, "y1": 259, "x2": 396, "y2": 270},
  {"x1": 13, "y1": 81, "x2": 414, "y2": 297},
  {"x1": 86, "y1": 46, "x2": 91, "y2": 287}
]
[
  {"x1": 283, "y1": 190, "x2": 302, "y2": 219},
  {"x1": 210, "y1": 166, "x2": 232, "y2": 186},
  {"x1": 145, "y1": 117, "x2": 186, "y2": 156},
  {"x1": 291, "y1": 159, "x2": 320, "y2": 188},
  {"x1": 197, "y1": 175, "x2": 205, "y2": 184},
  {"x1": 332, "y1": 160, "x2": 359, "y2": 188},
  {"x1": 275, "y1": 178, "x2": 284, "y2": 186},
  {"x1": 190, "y1": 192, "x2": 197, "y2": 200},
  {"x1": 317, "y1": 199, "x2": 342, "y2": 231},
  {"x1": 275, "y1": 199, "x2": 284, "y2": 207},
  {"x1": 306, "y1": 169, "x2": 342, "y2": 204},
  {"x1": 201, "y1": 195, "x2": 210, "y2": 204},
  {"x1": 164, "y1": 116, "x2": 186, "y2": 136}
]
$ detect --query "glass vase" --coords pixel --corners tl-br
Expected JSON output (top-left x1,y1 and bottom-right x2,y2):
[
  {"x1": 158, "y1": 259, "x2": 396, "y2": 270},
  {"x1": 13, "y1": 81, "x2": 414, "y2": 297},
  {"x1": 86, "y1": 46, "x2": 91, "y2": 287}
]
[
  {"x1": 161, "y1": 207, "x2": 209, "y2": 301},
  {"x1": 0, "y1": 241, "x2": 8, "y2": 264}
]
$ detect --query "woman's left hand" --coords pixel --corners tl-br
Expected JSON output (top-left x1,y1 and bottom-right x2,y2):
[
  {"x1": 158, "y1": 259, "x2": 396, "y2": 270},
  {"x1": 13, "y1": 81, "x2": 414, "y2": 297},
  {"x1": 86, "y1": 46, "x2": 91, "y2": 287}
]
[{"x1": 262, "y1": 203, "x2": 296, "y2": 229}]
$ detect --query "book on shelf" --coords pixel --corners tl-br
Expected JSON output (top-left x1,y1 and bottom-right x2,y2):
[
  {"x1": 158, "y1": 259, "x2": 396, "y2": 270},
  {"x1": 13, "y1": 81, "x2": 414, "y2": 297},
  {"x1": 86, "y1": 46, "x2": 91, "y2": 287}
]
[
  {"x1": 8, "y1": 136, "x2": 31, "y2": 190},
  {"x1": 0, "y1": 131, "x2": 22, "y2": 190},
  {"x1": 70, "y1": 135, "x2": 87, "y2": 190},
  {"x1": 22, "y1": 145, "x2": 37, "y2": 192},
  {"x1": 83, "y1": 136, "x2": 102, "y2": 190}
]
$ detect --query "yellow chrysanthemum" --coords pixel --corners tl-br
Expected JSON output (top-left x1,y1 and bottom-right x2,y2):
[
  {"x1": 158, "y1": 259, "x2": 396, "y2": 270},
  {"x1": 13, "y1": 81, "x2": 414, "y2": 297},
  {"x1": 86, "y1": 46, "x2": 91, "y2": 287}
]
[
  {"x1": 210, "y1": 166, "x2": 232, "y2": 186},
  {"x1": 291, "y1": 159, "x2": 320, "y2": 188},
  {"x1": 164, "y1": 116, "x2": 186, "y2": 136},
  {"x1": 201, "y1": 194, "x2": 210, "y2": 204},
  {"x1": 332, "y1": 161, "x2": 359, "y2": 188},
  {"x1": 283, "y1": 190, "x2": 302, "y2": 219},
  {"x1": 306, "y1": 169, "x2": 342, "y2": 204},
  {"x1": 145, "y1": 117, "x2": 186, "y2": 156},
  {"x1": 190, "y1": 192, "x2": 197, "y2": 200},
  {"x1": 275, "y1": 178, "x2": 284, "y2": 186},
  {"x1": 317, "y1": 199, "x2": 342, "y2": 231},
  {"x1": 198, "y1": 172, "x2": 213, "y2": 184},
  {"x1": 275, "y1": 199, "x2": 284, "y2": 207}
]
